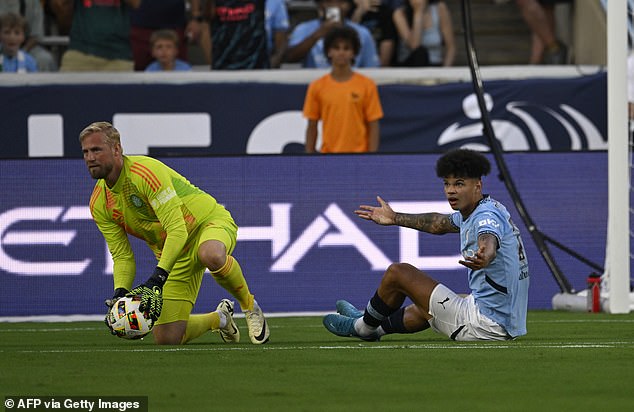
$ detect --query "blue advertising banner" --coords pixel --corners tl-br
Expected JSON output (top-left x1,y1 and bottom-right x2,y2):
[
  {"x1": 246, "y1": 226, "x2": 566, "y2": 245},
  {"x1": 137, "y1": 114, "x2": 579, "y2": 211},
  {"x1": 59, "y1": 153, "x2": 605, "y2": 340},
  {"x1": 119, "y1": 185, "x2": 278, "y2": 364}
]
[
  {"x1": 0, "y1": 72, "x2": 606, "y2": 158},
  {"x1": 0, "y1": 153, "x2": 606, "y2": 317}
]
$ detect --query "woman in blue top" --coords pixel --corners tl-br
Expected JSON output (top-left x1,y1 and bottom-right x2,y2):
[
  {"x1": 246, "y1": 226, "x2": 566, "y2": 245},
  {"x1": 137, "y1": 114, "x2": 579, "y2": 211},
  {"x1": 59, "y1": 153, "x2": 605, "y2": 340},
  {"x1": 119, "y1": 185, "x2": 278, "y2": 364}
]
[{"x1": 392, "y1": 0, "x2": 455, "y2": 66}]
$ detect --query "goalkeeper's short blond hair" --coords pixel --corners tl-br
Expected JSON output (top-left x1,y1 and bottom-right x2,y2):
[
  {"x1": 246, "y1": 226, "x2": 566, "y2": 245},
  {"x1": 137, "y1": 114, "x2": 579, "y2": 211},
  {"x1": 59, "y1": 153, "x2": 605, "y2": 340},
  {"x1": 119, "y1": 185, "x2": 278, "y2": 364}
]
[{"x1": 79, "y1": 121, "x2": 121, "y2": 147}]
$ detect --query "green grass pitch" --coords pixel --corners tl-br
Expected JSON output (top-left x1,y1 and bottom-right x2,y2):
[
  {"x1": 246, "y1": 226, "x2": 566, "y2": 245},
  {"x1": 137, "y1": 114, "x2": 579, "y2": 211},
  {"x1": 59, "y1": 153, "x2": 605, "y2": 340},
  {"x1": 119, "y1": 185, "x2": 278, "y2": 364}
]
[{"x1": 2, "y1": 310, "x2": 634, "y2": 411}]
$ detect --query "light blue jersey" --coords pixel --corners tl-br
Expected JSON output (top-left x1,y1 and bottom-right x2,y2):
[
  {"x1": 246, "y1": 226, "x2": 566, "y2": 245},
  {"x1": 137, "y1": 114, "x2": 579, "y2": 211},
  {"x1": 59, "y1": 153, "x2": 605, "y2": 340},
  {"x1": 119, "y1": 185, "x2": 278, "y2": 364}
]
[
  {"x1": 288, "y1": 19, "x2": 379, "y2": 68},
  {"x1": 450, "y1": 195, "x2": 529, "y2": 337},
  {"x1": 0, "y1": 50, "x2": 38, "y2": 73},
  {"x1": 265, "y1": 0, "x2": 290, "y2": 53},
  {"x1": 145, "y1": 59, "x2": 192, "y2": 72}
]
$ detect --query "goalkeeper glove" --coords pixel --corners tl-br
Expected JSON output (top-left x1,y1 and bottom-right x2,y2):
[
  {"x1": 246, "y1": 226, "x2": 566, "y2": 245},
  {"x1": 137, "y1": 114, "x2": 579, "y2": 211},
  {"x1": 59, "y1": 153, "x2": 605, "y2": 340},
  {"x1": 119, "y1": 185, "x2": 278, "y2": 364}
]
[
  {"x1": 127, "y1": 267, "x2": 169, "y2": 322},
  {"x1": 104, "y1": 288, "x2": 128, "y2": 336},
  {"x1": 104, "y1": 287, "x2": 129, "y2": 308}
]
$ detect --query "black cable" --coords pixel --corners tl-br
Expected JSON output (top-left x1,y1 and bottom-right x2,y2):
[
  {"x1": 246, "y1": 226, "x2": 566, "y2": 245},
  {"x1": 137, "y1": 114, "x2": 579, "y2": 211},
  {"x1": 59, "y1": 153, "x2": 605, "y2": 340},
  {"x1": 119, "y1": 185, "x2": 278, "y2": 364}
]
[{"x1": 459, "y1": 0, "x2": 592, "y2": 293}]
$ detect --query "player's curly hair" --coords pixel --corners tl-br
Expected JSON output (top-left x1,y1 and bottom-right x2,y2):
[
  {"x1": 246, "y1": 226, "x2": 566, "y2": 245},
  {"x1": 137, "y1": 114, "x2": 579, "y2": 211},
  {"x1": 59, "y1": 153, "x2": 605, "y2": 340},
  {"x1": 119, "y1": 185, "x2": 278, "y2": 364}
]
[
  {"x1": 79, "y1": 121, "x2": 121, "y2": 146},
  {"x1": 436, "y1": 149, "x2": 491, "y2": 178}
]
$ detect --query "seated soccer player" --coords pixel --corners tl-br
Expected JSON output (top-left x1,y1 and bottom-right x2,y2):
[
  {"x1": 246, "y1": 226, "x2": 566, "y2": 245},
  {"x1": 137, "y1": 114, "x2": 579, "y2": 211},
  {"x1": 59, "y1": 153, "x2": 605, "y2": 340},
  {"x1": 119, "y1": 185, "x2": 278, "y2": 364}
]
[{"x1": 323, "y1": 149, "x2": 530, "y2": 341}]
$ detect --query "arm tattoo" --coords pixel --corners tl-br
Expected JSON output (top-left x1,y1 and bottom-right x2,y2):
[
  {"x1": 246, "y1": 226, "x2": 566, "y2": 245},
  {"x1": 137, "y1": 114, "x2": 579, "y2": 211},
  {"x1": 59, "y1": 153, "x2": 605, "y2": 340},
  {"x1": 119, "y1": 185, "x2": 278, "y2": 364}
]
[{"x1": 394, "y1": 212, "x2": 458, "y2": 234}]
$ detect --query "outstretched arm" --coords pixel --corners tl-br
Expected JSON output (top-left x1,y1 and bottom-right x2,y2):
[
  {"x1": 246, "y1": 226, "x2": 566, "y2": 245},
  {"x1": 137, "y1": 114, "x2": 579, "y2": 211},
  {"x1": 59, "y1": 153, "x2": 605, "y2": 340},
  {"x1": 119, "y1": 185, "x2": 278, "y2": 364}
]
[
  {"x1": 394, "y1": 211, "x2": 457, "y2": 234},
  {"x1": 355, "y1": 196, "x2": 458, "y2": 234}
]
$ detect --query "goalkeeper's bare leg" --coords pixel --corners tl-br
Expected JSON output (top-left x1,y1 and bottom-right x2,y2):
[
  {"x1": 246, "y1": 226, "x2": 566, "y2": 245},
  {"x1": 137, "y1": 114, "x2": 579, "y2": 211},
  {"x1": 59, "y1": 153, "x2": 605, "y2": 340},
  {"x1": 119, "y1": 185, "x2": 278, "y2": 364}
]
[{"x1": 153, "y1": 321, "x2": 187, "y2": 345}]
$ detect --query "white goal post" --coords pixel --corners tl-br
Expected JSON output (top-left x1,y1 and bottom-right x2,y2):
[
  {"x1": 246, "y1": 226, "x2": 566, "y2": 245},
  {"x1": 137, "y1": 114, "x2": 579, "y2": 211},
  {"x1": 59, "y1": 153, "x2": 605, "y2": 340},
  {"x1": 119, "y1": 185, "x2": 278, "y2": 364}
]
[{"x1": 606, "y1": 0, "x2": 631, "y2": 313}]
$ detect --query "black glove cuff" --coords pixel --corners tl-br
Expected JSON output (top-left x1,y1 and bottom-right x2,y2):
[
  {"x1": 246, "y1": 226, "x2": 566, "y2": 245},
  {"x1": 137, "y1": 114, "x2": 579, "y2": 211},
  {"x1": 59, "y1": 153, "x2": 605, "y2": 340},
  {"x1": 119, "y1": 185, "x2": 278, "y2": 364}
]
[
  {"x1": 146, "y1": 266, "x2": 169, "y2": 289},
  {"x1": 113, "y1": 287, "x2": 129, "y2": 299}
]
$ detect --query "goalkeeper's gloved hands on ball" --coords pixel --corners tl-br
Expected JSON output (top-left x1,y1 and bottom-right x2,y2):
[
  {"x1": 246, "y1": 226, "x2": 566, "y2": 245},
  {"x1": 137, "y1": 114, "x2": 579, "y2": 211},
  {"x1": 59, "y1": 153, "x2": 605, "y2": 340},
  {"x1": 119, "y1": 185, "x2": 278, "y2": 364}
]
[
  {"x1": 104, "y1": 287, "x2": 129, "y2": 335},
  {"x1": 104, "y1": 287, "x2": 129, "y2": 308},
  {"x1": 127, "y1": 267, "x2": 169, "y2": 322}
]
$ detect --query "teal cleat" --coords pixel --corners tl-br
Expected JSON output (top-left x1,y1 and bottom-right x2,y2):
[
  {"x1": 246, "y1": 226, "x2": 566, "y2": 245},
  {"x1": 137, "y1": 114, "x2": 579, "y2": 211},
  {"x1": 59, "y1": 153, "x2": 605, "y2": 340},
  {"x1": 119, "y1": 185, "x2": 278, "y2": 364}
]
[
  {"x1": 336, "y1": 300, "x2": 363, "y2": 318},
  {"x1": 322, "y1": 313, "x2": 380, "y2": 342}
]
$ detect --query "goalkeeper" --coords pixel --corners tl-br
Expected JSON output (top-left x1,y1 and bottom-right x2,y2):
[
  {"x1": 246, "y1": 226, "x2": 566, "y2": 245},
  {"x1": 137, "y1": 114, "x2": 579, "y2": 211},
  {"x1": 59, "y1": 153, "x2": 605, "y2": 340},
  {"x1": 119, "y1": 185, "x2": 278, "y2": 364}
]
[{"x1": 80, "y1": 121, "x2": 269, "y2": 345}]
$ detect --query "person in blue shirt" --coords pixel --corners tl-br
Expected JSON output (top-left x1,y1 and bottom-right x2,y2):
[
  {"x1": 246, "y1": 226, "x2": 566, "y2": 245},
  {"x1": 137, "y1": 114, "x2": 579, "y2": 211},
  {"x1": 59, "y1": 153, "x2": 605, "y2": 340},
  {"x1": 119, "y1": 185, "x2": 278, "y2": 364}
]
[
  {"x1": 265, "y1": 0, "x2": 291, "y2": 68},
  {"x1": 145, "y1": 29, "x2": 192, "y2": 72},
  {"x1": 0, "y1": 12, "x2": 38, "y2": 73},
  {"x1": 286, "y1": 0, "x2": 379, "y2": 68},
  {"x1": 324, "y1": 148, "x2": 530, "y2": 341}
]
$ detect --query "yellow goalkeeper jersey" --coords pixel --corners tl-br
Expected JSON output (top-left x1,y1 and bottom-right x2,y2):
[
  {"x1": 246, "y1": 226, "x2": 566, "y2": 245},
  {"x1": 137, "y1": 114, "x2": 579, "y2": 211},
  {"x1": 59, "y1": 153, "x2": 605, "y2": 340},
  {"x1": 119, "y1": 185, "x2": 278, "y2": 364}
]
[{"x1": 89, "y1": 155, "x2": 220, "y2": 290}]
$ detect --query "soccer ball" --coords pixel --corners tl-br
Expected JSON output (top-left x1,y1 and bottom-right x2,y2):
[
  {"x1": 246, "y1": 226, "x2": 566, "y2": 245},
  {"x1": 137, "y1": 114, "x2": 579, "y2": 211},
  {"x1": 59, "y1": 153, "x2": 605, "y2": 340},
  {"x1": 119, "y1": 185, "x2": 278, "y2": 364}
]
[{"x1": 106, "y1": 295, "x2": 153, "y2": 340}]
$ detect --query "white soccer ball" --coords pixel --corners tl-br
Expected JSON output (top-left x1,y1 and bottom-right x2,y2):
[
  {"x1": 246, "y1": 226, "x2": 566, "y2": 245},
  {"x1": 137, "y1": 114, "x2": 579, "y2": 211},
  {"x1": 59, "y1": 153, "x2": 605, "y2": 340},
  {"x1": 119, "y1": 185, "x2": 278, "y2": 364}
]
[{"x1": 106, "y1": 295, "x2": 153, "y2": 340}]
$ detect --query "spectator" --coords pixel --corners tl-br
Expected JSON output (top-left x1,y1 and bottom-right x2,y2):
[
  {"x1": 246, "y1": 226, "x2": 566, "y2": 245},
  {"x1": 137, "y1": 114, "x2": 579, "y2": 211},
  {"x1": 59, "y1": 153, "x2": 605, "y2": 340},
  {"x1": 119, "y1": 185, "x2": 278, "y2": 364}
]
[
  {"x1": 129, "y1": 0, "x2": 203, "y2": 71},
  {"x1": 527, "y1": 0, "x2": 572, "y2": 64},
  {"x1": 43, "y1": 0, "x2": 72, "y2": 34},
  {"x1": 392, "y1": 0, "x2": 455, "y2": 67},
  {"x1": 515, "y1": 0, "x2": 568, "y2": 64},
  {"x1": 349, "y1": 0, "x2": 400, "y2": 66},
  {"x1": 145, "y1": 29, "x2": 192, "y2": 71},
  {"x1": 0, "y1": 0, "x2": 57, "y2": 71},
  {"x1": 195, "y1": 0, "x2": 290, "y2": 69},
  {"x1": 52, "y1": 0, "x2": 141, "y2": 72},
  {"x1": 286, "y1": 0, "x2": 380, "y2": 68},
  {"x1": 302, "y1": 26, "x2": 383, "y2": 153},
  {"x1": 0, "y1": 12, "x2": 38, "y2": 72},
  {"x1": 266, "y1": 0, "x2": 290, "y2": 68},
  {"x1": 205, "y1": 0, "x2": 269, "y2": 69}
]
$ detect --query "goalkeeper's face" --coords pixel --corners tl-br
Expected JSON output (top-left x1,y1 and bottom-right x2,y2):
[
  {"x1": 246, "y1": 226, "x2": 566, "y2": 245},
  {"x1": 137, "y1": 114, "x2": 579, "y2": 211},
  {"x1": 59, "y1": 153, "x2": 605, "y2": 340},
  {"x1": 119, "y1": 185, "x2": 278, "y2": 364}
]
[{"x1": 81, "y1": 132, "x2": 120, "y2": 184}]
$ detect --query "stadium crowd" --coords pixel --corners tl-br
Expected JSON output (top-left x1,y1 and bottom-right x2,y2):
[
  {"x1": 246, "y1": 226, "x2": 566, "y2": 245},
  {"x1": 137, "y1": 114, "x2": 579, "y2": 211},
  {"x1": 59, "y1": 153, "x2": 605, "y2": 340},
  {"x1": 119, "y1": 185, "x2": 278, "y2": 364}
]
[{"x1": 0, "y1": 0, "x2": 586, "y2": 73}]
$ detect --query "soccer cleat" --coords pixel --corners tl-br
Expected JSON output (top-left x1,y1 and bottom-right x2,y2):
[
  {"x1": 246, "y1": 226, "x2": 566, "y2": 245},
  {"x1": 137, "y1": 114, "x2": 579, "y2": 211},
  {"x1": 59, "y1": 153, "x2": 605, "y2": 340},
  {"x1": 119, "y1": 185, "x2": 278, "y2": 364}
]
[
  {"x1": 336, "y1": 299, "x2": 363, "y2": 318},
  {"x1": 244, "y1": 300, "x2": 270, "y2": 344},
  {"x1": 322, "y1": 314, "x2": 380, "y2": 342},
  {"x1": 216, "y1": 299, "x2": 240, "y2": 343}
]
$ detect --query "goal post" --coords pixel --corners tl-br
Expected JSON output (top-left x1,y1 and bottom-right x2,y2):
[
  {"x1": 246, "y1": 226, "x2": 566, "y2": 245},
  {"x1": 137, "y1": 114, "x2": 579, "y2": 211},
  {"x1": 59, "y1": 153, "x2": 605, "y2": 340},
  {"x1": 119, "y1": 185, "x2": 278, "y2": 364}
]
[{"x1": 606, "y1": 0, "x2": 631, "y2": 313}]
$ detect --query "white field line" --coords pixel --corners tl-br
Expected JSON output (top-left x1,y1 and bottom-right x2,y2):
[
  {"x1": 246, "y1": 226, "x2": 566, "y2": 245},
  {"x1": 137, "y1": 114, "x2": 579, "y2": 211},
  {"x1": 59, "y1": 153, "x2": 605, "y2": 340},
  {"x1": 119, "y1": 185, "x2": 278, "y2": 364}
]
[
  {"x1": 529, "y1": 319, "x2": 634, "y2": 323},
  {"x1": 0, "y1": 342, "x2": 634, "y2": 354},
  {"x1": 3, "y1": 342, "x2": 634, "y2": 354},
  {"x1": 0, "y1": 312, "x2": 330, "y2": 323}
]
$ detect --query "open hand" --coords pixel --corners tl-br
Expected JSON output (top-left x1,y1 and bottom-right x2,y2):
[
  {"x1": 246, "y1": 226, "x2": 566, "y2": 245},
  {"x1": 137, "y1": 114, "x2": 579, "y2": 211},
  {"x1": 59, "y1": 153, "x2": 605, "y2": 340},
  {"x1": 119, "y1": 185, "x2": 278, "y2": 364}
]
[{"x1": 354, "y1": 196, "x2": 396, "y2": 225}]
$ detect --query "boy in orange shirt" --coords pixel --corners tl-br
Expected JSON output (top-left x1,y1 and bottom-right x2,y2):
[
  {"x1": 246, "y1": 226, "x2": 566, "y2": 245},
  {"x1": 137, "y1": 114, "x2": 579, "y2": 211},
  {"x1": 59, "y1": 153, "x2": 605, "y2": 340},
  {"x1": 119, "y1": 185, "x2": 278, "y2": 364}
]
[{"x1": 302, "y1": 26, "x2": 384, "y2": 153}]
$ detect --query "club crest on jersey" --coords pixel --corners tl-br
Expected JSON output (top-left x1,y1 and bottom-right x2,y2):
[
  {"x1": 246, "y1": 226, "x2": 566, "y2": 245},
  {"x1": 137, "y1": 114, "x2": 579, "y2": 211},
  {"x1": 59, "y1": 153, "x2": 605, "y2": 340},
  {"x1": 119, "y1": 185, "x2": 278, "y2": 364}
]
[{"x1": 130, "y1": 194, "x2": 144, "y2": 208}]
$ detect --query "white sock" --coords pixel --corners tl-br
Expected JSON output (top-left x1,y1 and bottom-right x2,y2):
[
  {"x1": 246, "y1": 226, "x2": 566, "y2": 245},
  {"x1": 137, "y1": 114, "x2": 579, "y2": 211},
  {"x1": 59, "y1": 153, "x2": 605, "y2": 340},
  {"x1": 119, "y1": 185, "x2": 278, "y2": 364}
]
[
  {"x1": 354, "y1": 318, "x2": 377, "y2": 337},
  {"x1": 217, "y1": 311, "x2": 227, "y2": 328}
]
